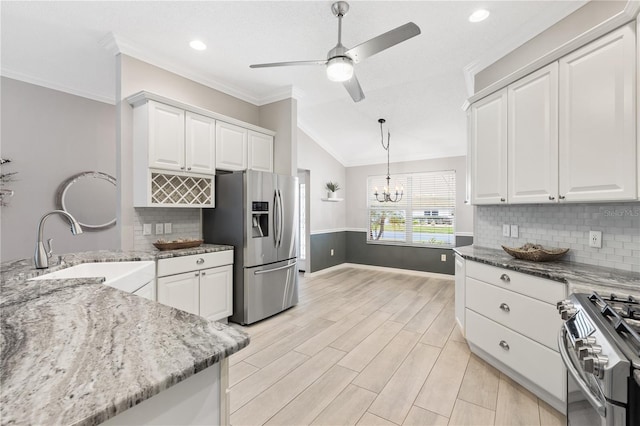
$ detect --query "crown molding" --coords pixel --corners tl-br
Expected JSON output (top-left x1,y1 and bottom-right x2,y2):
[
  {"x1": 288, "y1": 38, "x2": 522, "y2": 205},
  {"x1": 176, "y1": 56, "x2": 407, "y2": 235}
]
[
  {"x1": 102, "y1": 32, "x2": 301, "y2": 107},
  {"x1": 0, "y1": 67, "x2": 116, "y2": 104},
  {"x1": 464, "y1": 0, "x2": 639, "y2": 108}
]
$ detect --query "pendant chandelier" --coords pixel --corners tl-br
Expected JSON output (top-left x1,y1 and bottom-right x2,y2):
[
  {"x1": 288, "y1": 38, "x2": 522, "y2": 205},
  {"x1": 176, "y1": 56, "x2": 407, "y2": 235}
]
[{"x1": 373, "y1": 118, "x2": 403, "y2": 203}]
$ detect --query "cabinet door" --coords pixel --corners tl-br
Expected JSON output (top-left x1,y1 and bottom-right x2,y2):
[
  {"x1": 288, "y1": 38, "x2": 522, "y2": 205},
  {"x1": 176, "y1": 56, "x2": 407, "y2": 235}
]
[
  {"x1": 248, "y1": 131, "x2": 274, "y2": 172},
  {"x1": 454, "y1": 254, "x2": 465, "y2": 332},
  {"x1": 559, "y1": 24, "x2": 637, "y2": 202},
  {"x1": 185, "y1": 112, "x2": 216, "y2": 175},
  {"x1": 470, "y1": 89, "x2": 508, "y2": 204},
  {"x1": 216, "y1": 121, "x2": 247, "y2": 171},
  {"x1": 148, "y1": 101, "x2": 185, "y2": 172},
  {"x1": 157, "y1": 272, "x2": 200, "y2": 316},
  {"x1": 199, "y1": 265, "x2": 233, "y2": 322},
  {"x1": 508, "y1": 63, "x2": 559, "y2": 204}
]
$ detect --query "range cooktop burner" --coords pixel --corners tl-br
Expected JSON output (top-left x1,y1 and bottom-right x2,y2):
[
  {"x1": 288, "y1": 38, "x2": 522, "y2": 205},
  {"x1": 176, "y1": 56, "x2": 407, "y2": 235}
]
[{"x1": 589, "y1": 292, "x2": 640, "y2": 358}]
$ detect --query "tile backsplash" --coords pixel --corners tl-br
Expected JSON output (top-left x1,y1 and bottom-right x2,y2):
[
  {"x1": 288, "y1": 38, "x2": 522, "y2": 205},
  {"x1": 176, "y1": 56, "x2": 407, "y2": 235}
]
[
  {"x1": 134, "y1": 208, "x2": 201, "y2": 250},
  {"x1": 474, "y1": 202, "x2": 640, "y2": 272}
]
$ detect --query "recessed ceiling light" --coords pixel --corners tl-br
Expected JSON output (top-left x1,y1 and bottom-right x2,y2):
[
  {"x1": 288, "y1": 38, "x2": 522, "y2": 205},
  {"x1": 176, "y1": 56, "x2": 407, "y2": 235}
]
[
  {"x1": 469, "y1": 9, "x2": 490, "y2": 23},
  {"x1": 189, "y1": 40, "x2": 207, "y2": 51}
]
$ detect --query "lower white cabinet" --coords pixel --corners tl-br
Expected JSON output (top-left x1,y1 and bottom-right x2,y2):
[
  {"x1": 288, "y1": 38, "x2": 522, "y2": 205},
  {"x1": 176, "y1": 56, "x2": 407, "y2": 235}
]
[
  {"x1": 132, "y1": 281, "x2": 156, "y2": 301},
  {"x1": 463, "y1": 259, "x2": 567, "y2": 413},
  {"x1": 454, "y1": 254, "x2": 465, "y2": 332},
  {"x1": 157, "y1": 251, "x2": 233, "y2": 322}
]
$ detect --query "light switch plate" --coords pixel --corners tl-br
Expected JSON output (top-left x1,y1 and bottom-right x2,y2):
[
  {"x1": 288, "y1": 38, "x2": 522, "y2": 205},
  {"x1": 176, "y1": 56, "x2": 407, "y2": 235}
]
[
  {"x1": 143, "y1": 224, "x2": 152, "y2": 236},
  {"x1": 510, "y1": 225, "x2": 519, "y2": 238},
  {"x1": 441, "y1": 254, "x2": 447, "y2": 262},
  {"x1": 155, "y1": 223, "x2": 164, "y2": 235},
  {"x1": 502, "y1": 224, "x2": 510, "y2": 237},
  {"x1": 164, "y1": 223, "x2": 172, "y2": 234}
]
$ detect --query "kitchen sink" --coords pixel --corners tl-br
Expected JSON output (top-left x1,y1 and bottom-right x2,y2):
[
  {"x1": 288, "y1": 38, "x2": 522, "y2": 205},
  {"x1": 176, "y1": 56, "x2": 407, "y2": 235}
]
[{"x1": 30, "y1": 261, "x2": 156, "y2": 293}]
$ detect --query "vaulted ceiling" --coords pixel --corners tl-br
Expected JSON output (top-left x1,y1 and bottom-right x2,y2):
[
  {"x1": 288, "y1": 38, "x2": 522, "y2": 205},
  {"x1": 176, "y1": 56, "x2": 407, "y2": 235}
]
[{"x1": 1, "y1": 1, "x2": 587, "y2": 166}]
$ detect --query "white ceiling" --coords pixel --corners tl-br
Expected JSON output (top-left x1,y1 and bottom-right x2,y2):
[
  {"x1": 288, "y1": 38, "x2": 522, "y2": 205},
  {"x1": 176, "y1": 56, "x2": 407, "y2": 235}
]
[{"x1": 1, "y1": 1, "x2": 587, "y2": 166}]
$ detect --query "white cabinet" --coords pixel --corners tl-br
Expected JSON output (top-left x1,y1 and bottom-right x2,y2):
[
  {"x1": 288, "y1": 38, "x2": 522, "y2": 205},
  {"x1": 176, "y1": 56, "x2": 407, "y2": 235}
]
[
  {"x1": 248, "y1": 131, "x2": 274, "y2": 172},
  {"x1": 508, "y1": 63, "x2": 559, "y2": 204},
  {"x1": 147, "y1": 101, "x2": 185, "y2": 172},
  {"x1": 463, "y1": 260, "x2": 567, "y2": 413},
  {"x1": 216, "y1": 121, "x2": 248, "y2": 171},
  {"x1": 157, "y1": 251, "x2": 233, "y2": 322},
  {"x1": 454, "y1": 254, "x2": 465, "y2": 333},
  {"x1": 470, "y1": 89, "x2": 508, "y2": 205},
  {"x1": 558, "y1": 24, "x2": 637, "y2": 202},
  {"x1": 185, "y1": 111, "x2": 216, "y2": 174},
  {"x1": 132, "y1": 281, "x2": 156, "y2": 301}
]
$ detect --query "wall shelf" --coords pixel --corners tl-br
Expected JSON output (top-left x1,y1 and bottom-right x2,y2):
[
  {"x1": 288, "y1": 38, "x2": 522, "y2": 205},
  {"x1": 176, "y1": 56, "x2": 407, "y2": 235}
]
[{"x1": 321, "y1": 197, "x2": 343, "y2": 202}]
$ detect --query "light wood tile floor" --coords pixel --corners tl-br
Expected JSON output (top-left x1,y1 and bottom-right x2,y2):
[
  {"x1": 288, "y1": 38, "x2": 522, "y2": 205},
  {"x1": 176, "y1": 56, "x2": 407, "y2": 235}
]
[{"x1": 229, "y1": 268, "x2": 566, "y2": 426}]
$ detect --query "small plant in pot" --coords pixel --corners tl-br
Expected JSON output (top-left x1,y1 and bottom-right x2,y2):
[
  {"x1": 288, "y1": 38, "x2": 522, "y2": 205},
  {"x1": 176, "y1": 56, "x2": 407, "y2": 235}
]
[{"x1": 325, "y1": 181, "x2": 340, "y2": 199}]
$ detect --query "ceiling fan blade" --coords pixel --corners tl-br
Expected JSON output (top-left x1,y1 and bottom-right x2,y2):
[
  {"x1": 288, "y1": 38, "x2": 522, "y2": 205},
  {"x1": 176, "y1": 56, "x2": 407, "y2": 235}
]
[
  {"x1": 345, "y1": 22, "x2": 421, "y2": 63},
  {"x1": 250, "y1": 60, "x2": 327, "y2": 68},
  {"x1": 343, "y1": 73, "x2": 365, "y2": 103}
]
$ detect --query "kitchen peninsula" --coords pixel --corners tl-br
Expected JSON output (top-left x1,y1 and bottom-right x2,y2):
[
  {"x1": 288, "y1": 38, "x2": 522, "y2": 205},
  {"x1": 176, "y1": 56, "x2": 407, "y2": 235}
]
[{"x1": 0, "y1": 246, "x2": 249, "y2": 426}]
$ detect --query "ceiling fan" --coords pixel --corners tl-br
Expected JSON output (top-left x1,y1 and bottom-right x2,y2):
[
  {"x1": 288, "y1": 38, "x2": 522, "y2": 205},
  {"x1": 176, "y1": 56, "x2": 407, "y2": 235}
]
[{"x1": 249, "y1": 1, "x2": 421, "y2": 102}]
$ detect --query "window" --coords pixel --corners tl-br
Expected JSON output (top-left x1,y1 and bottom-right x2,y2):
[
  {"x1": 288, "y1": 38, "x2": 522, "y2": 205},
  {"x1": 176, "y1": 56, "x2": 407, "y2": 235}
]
[{"x1": 367, "y1": 170, "x2": 455, "y2": 247}]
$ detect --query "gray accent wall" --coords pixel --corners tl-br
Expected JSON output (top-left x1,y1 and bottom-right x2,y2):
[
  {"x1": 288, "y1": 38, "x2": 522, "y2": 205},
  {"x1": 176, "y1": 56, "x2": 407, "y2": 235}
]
[
  {"x1": 310, "y1": 232, "x2": 346, "y2": 272},
  {"x1": 1, "y1": 77, "x2": 118, "y2": 262}
]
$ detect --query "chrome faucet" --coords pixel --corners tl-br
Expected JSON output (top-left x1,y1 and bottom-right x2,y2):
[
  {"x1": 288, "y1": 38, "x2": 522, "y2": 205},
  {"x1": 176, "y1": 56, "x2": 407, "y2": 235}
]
[{"x1": 34, "y1": 210, "x2": 83, "y2": 269}]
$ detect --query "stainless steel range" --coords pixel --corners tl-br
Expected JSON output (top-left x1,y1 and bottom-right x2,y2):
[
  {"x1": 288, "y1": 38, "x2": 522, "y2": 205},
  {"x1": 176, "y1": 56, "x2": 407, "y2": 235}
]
[{"x1": 557, "y1": 293, "x2": 640, "y2": 426}]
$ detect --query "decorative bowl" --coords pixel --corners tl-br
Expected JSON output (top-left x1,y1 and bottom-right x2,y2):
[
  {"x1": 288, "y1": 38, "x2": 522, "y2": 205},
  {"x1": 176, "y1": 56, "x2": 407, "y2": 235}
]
[
  {"x1": 153, "y1": 239, "x2": 204, "y2": 251},
  {"x1": 501, "y1": 243, "x2": 569, "y2": 262}
]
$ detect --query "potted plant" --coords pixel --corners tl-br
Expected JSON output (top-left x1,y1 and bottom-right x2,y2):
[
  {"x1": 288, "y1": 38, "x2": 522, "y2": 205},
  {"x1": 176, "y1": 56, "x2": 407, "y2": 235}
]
[{"x1": 325, "y1": 181, "x2": 340, "y2": 199}]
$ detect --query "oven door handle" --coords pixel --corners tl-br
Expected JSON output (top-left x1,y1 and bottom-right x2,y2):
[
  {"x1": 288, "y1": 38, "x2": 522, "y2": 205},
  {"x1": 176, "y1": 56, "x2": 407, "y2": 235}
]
[{"x1": 558, "y1": 329, "x2": 606, "y2": 417}]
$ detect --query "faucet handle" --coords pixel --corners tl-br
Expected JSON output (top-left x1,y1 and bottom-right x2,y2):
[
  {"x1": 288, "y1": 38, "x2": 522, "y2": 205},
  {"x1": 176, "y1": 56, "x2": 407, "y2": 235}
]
[{"x1": 46, "y1": 238, "x2": 54, "y2": 259}]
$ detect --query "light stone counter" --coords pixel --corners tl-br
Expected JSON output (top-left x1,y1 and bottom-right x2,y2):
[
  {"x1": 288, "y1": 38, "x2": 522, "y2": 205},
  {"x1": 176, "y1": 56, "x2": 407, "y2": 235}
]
[
  {"x1": 454, "y1": 245, "x2": 640, "y2": 296},
  {"x1": 0, "y1": 244, "x2": 249, "y2": 426}
]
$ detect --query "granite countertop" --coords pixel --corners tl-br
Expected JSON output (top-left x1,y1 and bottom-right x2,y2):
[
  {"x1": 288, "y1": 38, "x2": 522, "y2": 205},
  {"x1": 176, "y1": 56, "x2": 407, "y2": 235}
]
[
  {"x1": 454, "y1": 245, "x2": 640, "y2": 295},
  {"x1": 0, "y1": 243, "x2": 247, "y2": 426}
]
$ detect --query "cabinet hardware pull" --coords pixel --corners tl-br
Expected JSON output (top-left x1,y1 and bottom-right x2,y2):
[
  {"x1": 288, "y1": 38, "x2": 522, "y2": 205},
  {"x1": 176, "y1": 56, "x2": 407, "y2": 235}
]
[
  {"x1": 500, "y1": 273, "x2": 510, "y2": 282},
  {"x1": 559, "y1": 195, "x2": 566, "y2": 200},
  {"x1": 499, "y1": 303, "x2": 510, "y2": 312},
  {"x1": 548, "y1": 195, "x2": 555, "y2": 200},
  {"x1": 499, "y1": 340, "x2": 510, "y2": 351},
  {"x1": 187, "y1": 167, "x2": 192, "y2": 171},
  {"x1": 180, "y1": 166, "x2": 185, "y2": 170},
  {"x1": 194, "y1": 272, "x2": 199, "y2": 277},
  {"x1": 500, "y1": 198, "x2": 505, "y2": 202},
  {"x1": 201, "y1": 272, "x2": 206, "y2": 276},
  {"x1": 196, "y1": 258, "x2": 205, "y2": 265}
]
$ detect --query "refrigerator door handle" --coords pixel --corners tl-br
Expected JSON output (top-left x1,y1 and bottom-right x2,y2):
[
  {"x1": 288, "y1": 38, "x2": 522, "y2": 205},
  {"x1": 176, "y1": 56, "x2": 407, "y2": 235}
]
[
  {"x1": 277, "y1": 189, "x2": 284, "y2": 248},
  {"x1": 253, "y1": 261, "x2": 297, "y2": 275},
  {"x1": 273, "y1": 190, "x2": 279, "y2": 247}
]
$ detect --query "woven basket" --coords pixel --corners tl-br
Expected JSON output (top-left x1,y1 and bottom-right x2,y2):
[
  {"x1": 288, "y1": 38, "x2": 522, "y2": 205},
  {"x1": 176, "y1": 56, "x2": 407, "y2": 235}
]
[
  {"x1": 501, "y1": 244, "x2": 569, "y2": 262},
  {"x1": 153, "y1": 240, "x2": 204, "y2": 251}
]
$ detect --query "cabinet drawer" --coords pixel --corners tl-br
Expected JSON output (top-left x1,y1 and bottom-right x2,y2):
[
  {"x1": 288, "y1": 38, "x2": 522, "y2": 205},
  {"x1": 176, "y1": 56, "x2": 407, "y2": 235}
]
[
  {"x1": 466, "y1": 261, "x2": 565, "y2": 304},
  {"x1": 466, "y1": 277, "x2": 562, "y2": 350},
  {"x1": 158, "y1": 251, "x2": 233, "y2": 277},
  {"x1": 466, "y1": 309, "x2": 565, "y2": 401}
]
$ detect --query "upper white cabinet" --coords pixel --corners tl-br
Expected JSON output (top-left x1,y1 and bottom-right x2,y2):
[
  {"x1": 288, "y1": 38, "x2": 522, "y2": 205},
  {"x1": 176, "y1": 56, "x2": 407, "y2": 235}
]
[
  {"x1": 216, "y1": 121, "x2": 248, "y2": 171},
  {"x1": 185, "y1": 112, "x2": 216, "y2": 174},
  {"x1": 469, "y1": 23, "x2": 637, "y2": 205},
  {"x1": 147, "y1": 101, "x2": 186, "y2": 172},
  {"x1": 508, "y1": 63, "x2": 559, "y2": 204},
  {"x1": 558, "y1": 24, "x2": 637, "y2": 202},
  {"x1": 248, "y1": 131, "x2": 274, "y2": 172},
  {"x1": 470, "y1": 89, "x2": 508, "y2": 205}
]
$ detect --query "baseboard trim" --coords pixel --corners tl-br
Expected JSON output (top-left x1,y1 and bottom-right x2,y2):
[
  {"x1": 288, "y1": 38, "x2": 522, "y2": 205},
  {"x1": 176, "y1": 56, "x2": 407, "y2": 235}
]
[{"x1": 305, "y1": 262, "x2": 453, "y2": 280}]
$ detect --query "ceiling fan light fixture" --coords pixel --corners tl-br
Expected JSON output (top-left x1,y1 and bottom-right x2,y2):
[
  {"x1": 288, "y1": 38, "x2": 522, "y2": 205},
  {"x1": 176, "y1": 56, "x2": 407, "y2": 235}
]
[{"x1": 326, "y1": 57, "x2": 354, "y2": 82}]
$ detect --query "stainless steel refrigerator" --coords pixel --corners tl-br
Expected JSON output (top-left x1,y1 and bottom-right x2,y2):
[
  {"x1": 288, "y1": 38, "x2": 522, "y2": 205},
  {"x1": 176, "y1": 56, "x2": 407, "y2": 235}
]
[{"x1": 202, "y1": 170, "x2": 299, "y2": 325}]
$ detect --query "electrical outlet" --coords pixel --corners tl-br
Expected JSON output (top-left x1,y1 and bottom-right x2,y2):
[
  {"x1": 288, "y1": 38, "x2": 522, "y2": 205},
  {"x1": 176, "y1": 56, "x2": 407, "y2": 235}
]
[
  {"x1": 510, "y1": 225, "x2": 519, "y2": 238},
  {"x1": 143, "y1": 224, "x2": 152, "y2": 236},
  {"x1": 502, "y1": 224, "x2": 510, "y2": 237},
  {"x1": 155, "y1": 223, "x2": 164, "y2": 235},
  {"x1": 164, "y1": 223, "x2": 172, "y2": 234},
  {"x1": 441, "y1": 254, "x2": 447, "y2": 262},
  {"x1": 330, "y1": 249, "x2": 334, "y2": 256},
  {"x1": 589, "y1": 231, "x2": 602, "y2": 248}
]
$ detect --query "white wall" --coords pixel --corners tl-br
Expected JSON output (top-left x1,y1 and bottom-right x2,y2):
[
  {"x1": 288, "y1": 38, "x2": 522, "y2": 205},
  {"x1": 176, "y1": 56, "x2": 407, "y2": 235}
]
[
  {"x1": 1, "y1": 77, "x2": 118, "y2": 262},
  {"x1": 345, "y1": 156, "x2": 473, "y2": 235},
  {"x1": 297, "y1": 129, "x2": 346, "y2": 233},
  {"x1": 259, "y1": 98, "x2": 297, "y2": 176}
]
